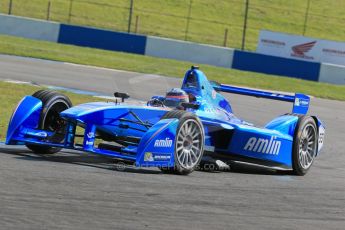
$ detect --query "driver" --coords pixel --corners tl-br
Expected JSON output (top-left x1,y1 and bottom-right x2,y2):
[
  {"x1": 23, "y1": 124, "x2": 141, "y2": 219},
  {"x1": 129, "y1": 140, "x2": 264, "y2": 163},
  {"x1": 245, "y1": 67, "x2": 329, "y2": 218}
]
[
  {"x1": 163, "y1": 88, "x2": 189, "y2": 108},
  {"x1": 147, "y1": 88, "x2": 190, "y2": 109}
]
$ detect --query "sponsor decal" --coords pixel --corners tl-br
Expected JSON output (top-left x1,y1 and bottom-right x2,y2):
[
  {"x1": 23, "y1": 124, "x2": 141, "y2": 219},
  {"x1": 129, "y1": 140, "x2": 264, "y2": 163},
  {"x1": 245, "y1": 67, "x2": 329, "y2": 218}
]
[
  {"x1": 87, "y1": 132, "x2": 95, "y2": 139},
  {"x1": 295, "y1": 98, "x2": 300, "y2": 106},
  {"x1": 144, "y1": 152, "x2": 171, "y2": 161},
  {"x1": 36, "y1": 132, "x2": 48, "y2": 138},
  {"x1": 318, "y1": 126, "x2": 325, "y2": 152},
  {"x1": 271, "y1": 93, "x2": 285, "y2": 98},
  {"x1": 294, "y1": 98, "x2": 309, "y2": 106},
  {"x1": 154, "y1": 138, "x2": 173, "y2": 148},
  {"x1": 212, "y1": 90, "x2": 217, "y2": 99},
  {"x1": 322, "y1": 48, "x2": 345, "y2": 56},
  {"x1": 291, "y1": 41, "x2": 317, "y2": 60},
  {"x1": 85, "y1": 132, "x2": 95, "y2": 146},
  {"x1": 205, "y1": 108, "x2": 216, "y2": 113},
  {"x1": 261, "y1": 39, "x2": 286, "y2": 46},
  {"x1": 154, "y1": 154, "x2": 171, "y2": 161},
  {"x1": 258, "y1": 30, "x2": 345, "y2": 65},
  {"x1": 244, "y1": 136, "x2": 281, "y2": 155},
  {"x1": 144, "y1": 152, "x2": 154, "y2": 161},
  {"x1": 86, "y1": 141, "x2": 94, "y2": 146}
]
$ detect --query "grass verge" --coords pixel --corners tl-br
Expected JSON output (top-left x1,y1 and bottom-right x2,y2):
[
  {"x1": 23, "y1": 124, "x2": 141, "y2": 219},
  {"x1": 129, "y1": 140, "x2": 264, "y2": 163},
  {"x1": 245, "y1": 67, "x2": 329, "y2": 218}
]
[{"x1": 0, "y1": 34, "x2": 345, "y2": 101}]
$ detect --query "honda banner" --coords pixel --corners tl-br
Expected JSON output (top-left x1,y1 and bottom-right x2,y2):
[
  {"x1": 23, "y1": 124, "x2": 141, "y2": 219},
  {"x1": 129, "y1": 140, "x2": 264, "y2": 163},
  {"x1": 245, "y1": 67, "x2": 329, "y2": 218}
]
[{"x1": 257, "y1": 30, "x2": 345, "y2": 66}]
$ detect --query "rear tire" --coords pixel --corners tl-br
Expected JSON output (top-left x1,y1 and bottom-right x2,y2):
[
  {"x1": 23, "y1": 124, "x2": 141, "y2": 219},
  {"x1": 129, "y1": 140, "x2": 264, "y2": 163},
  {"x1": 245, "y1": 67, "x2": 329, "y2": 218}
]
[
  {"x1": 26, "y1": 90, "x2": 72, "y2": 154},
  {"x1": 159, "y1": 110, "x2": 205, "y2": 175},
  {"x1": 292, "y1": 116, "x2": 317, "y2": 175}
]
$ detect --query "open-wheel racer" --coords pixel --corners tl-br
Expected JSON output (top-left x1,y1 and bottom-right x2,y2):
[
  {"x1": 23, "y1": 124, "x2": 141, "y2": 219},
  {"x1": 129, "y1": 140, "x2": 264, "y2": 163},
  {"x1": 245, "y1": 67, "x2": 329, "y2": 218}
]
[{"x1": 6, "y1": 66, "x2": 325, "y2": 175}]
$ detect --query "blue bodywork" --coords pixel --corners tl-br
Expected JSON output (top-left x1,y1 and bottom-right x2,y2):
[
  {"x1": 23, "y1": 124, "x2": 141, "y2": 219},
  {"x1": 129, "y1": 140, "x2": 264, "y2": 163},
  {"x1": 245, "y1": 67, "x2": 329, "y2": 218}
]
[{"x1": 6, "y1": 67, "x2": 325, "y2": 170}]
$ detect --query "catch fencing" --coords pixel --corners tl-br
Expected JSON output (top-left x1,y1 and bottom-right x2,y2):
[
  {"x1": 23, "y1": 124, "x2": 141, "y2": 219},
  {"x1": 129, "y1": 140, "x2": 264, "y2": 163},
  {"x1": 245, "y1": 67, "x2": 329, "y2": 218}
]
[{"x1": 2, "y1": 0, "x2": 345, "y2": 50}]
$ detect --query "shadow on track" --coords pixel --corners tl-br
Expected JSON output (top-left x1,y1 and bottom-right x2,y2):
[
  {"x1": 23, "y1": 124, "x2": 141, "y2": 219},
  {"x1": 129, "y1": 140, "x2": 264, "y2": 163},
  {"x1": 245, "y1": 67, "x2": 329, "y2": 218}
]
[
  {"x1": 0, "y1": 146, "x2": 292, "y2": 176},
  {"x1": 227, "y1": 162, "x2": 292, "y2": 176},
  {"x1": 0, "y1": 146, "x2": 161, "y2": 175}
]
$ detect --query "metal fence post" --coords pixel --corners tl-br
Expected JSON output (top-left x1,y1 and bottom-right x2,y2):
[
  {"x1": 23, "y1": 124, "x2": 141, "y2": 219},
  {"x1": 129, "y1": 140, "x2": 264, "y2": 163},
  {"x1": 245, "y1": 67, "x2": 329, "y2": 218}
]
[
  {"x1": 8, "y1": 0, "x2": 13, "y2": 15},
  {"x1": 47, "y1": 1, "x2": 51, "y2": 21},
  {"x1": 223, "y1": 28, "x2": 228, "y2": 47},
  {"x1": 241, "y1": 0, "x2": 249, "y2": 50},
  {"x1": 68, "y1": 0, "x2": 73, "y2": 23},
  {"x1": 127, "y1": 0, "x2": 134, "y2": 33},
  {"x1": 303, "y1": 0, "x2": 311, "y2": 35},
  {"x1": 184, "y1": 0, "x2": 193, "y2": 41},
  {"x1": 134, "y1": 15, "x2": 139, "y2": 33}
]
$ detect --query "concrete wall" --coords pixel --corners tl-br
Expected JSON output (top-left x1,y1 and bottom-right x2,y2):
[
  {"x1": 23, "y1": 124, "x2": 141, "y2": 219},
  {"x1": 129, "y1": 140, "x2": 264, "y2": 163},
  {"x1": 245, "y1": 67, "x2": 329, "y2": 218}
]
[
  {"x1": 145, "y1": 36, "x2": 234, "y2": 68},
  {"x1": 0, "y1": 14, "x2": 60, "y2": 42},
  {"x1": 58, "y1": 24, "x2": 147, "y2": 55},
  {"x1": 319, "y1": 63, "x2": 345, "y2": 85},
  {"x1": 232, "y1": 50, "x2": 321, "y2": 81}
]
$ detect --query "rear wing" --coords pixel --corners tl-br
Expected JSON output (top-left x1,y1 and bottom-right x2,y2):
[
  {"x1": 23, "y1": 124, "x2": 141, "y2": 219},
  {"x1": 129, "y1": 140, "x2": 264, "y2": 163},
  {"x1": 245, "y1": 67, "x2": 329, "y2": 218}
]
[{"x1": 213, "y1": 84, "x2": 310, "y2": 115}]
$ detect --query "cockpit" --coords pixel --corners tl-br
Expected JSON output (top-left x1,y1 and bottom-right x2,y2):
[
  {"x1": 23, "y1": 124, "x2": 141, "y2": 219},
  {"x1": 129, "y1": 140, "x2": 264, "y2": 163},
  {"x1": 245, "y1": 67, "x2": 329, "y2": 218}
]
[{"x1": 147, "y1": 67, "x2": 202, "y2": 108}]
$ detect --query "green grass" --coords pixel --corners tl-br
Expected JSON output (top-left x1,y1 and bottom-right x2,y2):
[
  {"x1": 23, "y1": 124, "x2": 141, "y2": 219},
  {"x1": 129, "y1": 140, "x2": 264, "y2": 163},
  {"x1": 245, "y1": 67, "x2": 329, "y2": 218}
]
[
  {"x1": 1, "y1": 0, "x2": 345, "y2": 50},
  {"x1": 0, "y1": 81, "x2": 107, "y2": 141},
  {"x1": 1, "y1": 34, "x2": 345, "y2": 101}
]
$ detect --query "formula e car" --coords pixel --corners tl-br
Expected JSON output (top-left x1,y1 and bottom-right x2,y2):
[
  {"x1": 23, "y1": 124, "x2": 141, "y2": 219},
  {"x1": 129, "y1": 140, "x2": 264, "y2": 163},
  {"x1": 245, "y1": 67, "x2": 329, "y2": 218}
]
[{"x1": 6, "y1": 66, "x2": 325, "y2": 175}]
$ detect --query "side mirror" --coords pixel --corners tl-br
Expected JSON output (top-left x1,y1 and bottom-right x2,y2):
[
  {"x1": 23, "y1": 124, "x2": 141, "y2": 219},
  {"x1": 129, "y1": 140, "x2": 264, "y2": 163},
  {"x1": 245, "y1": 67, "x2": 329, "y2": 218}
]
[{"x1": 114, "y1": 92, "x2": 130, "y2": 102}]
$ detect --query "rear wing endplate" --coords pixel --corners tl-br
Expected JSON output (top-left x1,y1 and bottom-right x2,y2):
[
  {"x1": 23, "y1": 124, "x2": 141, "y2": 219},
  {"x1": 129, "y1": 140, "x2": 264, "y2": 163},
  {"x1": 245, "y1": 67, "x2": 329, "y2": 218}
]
[{"x1": 213, "y1": 84, "x2": 310, "y2": 115}]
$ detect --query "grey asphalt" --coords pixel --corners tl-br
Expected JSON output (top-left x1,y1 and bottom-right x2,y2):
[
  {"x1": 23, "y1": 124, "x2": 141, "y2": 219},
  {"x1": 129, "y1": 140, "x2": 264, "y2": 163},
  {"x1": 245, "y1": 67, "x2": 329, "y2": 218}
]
[{"x1": 0, "y1": 54, "x2": 344, "y2": 230}]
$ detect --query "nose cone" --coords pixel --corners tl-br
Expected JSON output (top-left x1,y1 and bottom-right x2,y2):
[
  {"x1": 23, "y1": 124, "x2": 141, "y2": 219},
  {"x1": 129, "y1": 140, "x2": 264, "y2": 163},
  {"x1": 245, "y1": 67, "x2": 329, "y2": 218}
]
[{"x1": 60, "y1": 102, "x2": 114, "y2": 119}]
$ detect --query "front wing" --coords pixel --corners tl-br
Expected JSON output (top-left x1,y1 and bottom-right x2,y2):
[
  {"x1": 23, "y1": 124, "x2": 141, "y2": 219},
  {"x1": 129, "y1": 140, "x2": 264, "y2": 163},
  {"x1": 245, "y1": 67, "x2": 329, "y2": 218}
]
[{"x1": 6, "y1": 96, "x2": 180, "y2": 168}]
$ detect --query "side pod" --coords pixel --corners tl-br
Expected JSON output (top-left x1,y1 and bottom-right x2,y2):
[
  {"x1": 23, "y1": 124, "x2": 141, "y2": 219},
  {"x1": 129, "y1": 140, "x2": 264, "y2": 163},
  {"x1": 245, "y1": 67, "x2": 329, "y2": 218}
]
[
  {"x1": 136, "y1": 118, "x2": 179, "y2": 167},
  {"x1": 6, "y1": 96, "x2": 42, "y2": 145},
  {"x1": 265, "y1": 114, "x2": 325, "y2": 155},
  {"x1": 265, "y1": 115, "x2": 299, "y2": 137}
]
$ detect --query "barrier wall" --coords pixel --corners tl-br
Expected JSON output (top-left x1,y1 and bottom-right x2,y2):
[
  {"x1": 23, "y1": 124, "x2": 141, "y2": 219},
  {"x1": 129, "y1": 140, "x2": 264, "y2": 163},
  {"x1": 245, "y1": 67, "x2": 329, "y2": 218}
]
[
  {"x1": 232, "y1": 50, "x2": 321, "y2": 81},
  {"x1": 145, "y1": 37, "x2": 234, "y2": 68},
  {"x1": 0, "y1": 14, "x2": 60, "y2": 42},
  {"x1": 319, "y1": 63, "x2": 345, "y2": 85},
  {"x1": 1, "y1": 14, "x2": 345, "y2": 85},
  {"x1": 58, "y1": 24, "x2": 147, "y2": 55}
]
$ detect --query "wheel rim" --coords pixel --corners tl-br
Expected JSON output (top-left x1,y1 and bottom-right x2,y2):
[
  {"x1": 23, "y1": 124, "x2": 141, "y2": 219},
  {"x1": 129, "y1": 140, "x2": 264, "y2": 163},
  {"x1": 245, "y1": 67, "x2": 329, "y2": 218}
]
[
  {"x1": 42, "y1": 100, "x2": 69, "y2": 143},
  {"x1": 298, "y1": 123, "x2": 317, "y2": 169},
  {"x1": 43, "y1": 101, "x2": 69, "y2": 131},
  {"x1": 176, "y1": 119, "x2": 203, "y2": 169}
]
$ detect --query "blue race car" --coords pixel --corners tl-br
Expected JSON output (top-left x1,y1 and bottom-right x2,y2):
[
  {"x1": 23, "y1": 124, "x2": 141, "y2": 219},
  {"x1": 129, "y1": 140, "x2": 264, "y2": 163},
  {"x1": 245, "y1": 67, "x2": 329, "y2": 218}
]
[{"x1": 6, "y1": 66, "x2": 325, "y2": 175}]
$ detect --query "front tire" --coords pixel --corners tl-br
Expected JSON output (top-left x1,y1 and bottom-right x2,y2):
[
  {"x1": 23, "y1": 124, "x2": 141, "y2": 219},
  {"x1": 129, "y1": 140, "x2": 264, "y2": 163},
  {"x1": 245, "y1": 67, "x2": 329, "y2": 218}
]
[
  {"x1": 160, "y1": 110, "x2": 205, "y2": 175},
  {"x1": 292, "y1": 116, "x2": 317, "y2": 175},
  {"x1": 26, "y1": 90, "x2": 72, "y2": 154}
]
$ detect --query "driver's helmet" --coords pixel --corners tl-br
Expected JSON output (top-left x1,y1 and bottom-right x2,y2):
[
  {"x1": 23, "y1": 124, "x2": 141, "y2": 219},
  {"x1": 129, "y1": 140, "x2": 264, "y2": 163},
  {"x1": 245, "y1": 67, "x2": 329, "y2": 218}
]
[{"x1": 164, "y1": 88, "x2": 189, "y2": 108}]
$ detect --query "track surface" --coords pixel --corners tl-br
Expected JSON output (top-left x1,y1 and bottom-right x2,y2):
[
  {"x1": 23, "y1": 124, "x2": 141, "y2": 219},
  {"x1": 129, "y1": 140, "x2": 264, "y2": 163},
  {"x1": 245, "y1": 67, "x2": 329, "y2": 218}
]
[{"x1": 0, "y1": 54, "x2": 344, "y2": 230}]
